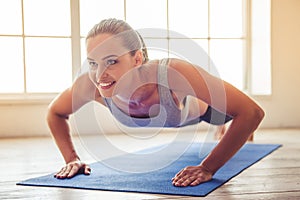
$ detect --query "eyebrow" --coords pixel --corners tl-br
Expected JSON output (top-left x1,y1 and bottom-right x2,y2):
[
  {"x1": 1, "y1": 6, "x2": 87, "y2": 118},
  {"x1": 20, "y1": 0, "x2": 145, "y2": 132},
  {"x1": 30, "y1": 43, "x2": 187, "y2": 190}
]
[{"x1": 87, "y1": 54, "x2": 118, "y2": 61}]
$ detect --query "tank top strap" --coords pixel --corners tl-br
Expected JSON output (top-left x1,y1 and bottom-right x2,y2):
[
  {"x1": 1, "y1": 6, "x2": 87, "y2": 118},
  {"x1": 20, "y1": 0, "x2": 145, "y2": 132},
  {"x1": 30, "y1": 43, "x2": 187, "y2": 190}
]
[
  {"x1": 157, "y1": 58, "x2": 172, "y2": 103},
  {"x1": 157, "y1": 58, "x2": 181, "y2": 126},
  {"x1": 158, "y1": 58, "x2": 169, "y2": 86}
]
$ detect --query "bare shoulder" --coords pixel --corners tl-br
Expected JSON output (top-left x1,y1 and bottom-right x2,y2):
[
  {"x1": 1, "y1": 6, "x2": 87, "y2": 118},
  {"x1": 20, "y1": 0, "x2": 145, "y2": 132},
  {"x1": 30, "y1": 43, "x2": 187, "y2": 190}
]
[
  {"x1": 48, "y1": 73, "x2": 105, "y2": 117},
  {"x1": 166, "y1": 58, "x2": 221, "y2": 106},
  {"x1": 72, "y1": 73, "x2": 104, "y2": 105},
  {"x1": 134, "y1": 60, "x2": 160, "y2": 83},
  {"x1": 72, "y1": 73, "x2": 96, "y2": 99},
  {"x1": 167, "y1": 58, "x2": 211, "y2": 86},
  {"x1": 167, "y1": 58, "x2": 262, "y2": 117},
  {"x1": 168, "y1": 58, "x2": 209, "y2": 75}
]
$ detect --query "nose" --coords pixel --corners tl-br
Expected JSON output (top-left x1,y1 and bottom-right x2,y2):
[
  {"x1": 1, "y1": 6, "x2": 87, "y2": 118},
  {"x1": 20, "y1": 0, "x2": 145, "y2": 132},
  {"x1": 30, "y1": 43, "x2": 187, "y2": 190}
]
[{"x1": 96, "y1": 69, "x2": 108, "y2": 83}]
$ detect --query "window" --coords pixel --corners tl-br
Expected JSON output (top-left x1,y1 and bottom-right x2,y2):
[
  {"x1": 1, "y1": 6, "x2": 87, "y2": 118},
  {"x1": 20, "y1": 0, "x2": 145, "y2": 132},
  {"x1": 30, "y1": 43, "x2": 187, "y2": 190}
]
[
  {"x1": 250, "y1": 0, "x2": 271, "y2": 95},
  {"x1": 0, "y1": 0, "x2": 72, "y2": 94},
  {"x1": 80, "y1": 0, "x2": 271, "y2": 94},
  {"x1": 0, "y1": 0, "x2": 271, "y2": 97}
]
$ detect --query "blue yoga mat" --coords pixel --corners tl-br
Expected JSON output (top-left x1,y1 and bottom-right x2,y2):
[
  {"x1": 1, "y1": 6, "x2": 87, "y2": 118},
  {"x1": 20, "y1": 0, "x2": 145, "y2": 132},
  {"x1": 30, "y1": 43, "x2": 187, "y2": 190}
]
[{"x1": 17, "y1": 143, "x2": 281, "y2": 197}]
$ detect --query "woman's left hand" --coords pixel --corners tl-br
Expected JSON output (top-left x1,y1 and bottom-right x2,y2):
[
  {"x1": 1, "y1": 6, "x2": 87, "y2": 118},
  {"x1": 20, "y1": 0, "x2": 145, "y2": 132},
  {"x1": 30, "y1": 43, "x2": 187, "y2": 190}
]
[{"x1": 172, "y1": 165, "x2": 213, "y2": 187}]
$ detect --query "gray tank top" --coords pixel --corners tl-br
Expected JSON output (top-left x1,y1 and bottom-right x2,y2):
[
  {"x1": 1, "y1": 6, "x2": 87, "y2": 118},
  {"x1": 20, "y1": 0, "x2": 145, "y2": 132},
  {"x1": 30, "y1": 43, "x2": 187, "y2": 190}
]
[{"x1": 104, "y1": 58, "x2": 196, "y2": 127}]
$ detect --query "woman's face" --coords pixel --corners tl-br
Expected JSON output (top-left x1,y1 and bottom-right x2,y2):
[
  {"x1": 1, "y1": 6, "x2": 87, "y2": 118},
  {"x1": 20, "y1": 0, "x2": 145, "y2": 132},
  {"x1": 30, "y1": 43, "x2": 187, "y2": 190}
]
[{"x1": 86, "y1": 33, "x2": 142, "y2": 97}]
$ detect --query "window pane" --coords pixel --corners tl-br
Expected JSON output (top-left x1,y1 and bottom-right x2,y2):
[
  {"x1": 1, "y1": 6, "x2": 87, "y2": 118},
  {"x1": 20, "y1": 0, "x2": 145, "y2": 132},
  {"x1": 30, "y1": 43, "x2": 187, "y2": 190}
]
[
  {"x1": 81, "y1": 38, "x2": 87, "y2": 67},
  {"x1": 210, "y1": 39, "x2": 244, "y2": 89},
  {"x1": 80, "y1": 38, "x2": 91, "y2": 75},
  {"x1": 0, "y1": 37, "x2": 24, "y2": 93},
  {"x1": 144, "y1": 39, "x2": 168, "y2": 60},
  {"x1": 194, "y1": 40, "x2": 209, "y2": 55},
  {"x1": 251, "y1": 0, "x2": 271, "y2": 95},
  {"x1": 169, "y1": 39, "x2": 209, "y2": 70},
  {"x1": 126, "y1": 0, "x2": 167, "y2": 37},
  {"x1": 0, "y1": 0, "x2": 22, "y2": 35},
  {"x1": 23, "y1": 0, "x2": 70, "y2": 36},
  {"x1": 80, "y1": 0, "x2": 124, "y2": 36},
  {"x1": 210, "y1": 0, "x2": 244, "y2": 38},
  {"x1": 25, "y1": 38, "x2": 72, "y2": 93},
  {"x1": 169, "y1": 0, "x2": 208, "y2": 38},
  {"x1": 194, "y1": 39, "x2": 209, "y2": 71}
]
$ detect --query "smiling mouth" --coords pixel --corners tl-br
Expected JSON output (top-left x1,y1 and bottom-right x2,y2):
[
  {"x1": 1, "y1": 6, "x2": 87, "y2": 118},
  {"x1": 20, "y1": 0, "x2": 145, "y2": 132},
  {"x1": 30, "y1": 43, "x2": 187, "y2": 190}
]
[{"x1": 98, "y1": 81, "x2": 116, "y2": 90}]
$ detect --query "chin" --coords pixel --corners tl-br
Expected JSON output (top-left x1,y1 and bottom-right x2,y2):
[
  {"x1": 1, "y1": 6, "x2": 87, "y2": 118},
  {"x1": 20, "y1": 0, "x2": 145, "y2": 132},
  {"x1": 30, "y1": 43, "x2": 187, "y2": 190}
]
[
  {"x1": 99, "y1": 91, "x2": 112, "y2": 98},
  {"x1": 98, "y1": 86, "x2": 115, "y2": 98}
]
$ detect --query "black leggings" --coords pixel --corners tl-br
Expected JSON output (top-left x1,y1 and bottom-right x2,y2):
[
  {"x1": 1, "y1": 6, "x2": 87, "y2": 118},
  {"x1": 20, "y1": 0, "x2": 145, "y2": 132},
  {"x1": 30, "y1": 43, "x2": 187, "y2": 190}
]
[{"x1": 200, "y1": 106, "x2": 233, "y2": 125}]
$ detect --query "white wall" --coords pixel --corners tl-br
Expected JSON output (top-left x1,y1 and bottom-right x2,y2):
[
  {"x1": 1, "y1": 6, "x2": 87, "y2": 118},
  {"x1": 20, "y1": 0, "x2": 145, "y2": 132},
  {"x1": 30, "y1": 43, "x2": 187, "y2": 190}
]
[
  {"x1": 257, "y1": 0, "x2": 300, "y2": 127},
  {"x1": 0, "y1": 0, "x2": 299, "y2": 137},
  {"x1": 0, "y1": 102, "x2": 49, "y2": 137}
]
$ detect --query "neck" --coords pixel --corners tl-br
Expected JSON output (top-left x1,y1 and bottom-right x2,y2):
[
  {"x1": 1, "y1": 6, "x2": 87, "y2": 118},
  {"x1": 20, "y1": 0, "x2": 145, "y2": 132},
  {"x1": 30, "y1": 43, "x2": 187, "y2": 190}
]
[
  {"x1": 113, "y1": 84, "x2": 159, "y2": 117},
  {"x1": 132, "y1": 84, "x2": 157, "y2": 103}
]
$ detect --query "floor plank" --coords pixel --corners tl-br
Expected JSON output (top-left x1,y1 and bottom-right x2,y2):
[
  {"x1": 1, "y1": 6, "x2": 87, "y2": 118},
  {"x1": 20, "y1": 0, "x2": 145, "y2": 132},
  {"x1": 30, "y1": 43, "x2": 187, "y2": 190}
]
[{"x1": 0, "y1": 129, "x2": 300, "y2": 199}]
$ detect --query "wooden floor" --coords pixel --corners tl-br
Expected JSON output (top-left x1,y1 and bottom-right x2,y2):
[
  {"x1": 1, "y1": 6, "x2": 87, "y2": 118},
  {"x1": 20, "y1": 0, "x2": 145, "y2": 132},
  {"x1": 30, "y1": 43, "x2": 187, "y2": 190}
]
[{"x1": 1, "y1": 129, "x2": 300, "y2": 199}]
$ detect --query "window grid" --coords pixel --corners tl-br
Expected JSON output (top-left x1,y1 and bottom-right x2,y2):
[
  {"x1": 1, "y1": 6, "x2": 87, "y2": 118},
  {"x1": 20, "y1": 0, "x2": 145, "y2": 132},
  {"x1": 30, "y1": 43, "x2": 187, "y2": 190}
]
[
  {"x1": 0, "y1": 0, "x2": 263, "y2": 99},
  {"x1": 122, "y1": 0, "x2": 247, "y2": 90},
  {"x1": 0, "y1": 0, "x2": 73, "y2": 96},
  {"x1": 21, "y1": 0, "x2": 26, "y2": 94},
  {"x1": 245, "y1": 0, "x2": 252, "y2": 92}
]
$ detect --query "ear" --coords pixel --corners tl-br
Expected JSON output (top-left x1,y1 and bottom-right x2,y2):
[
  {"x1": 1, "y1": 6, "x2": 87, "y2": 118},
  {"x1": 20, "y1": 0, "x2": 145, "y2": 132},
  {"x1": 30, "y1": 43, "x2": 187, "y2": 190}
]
[{"x1": 133, "y1": 50, "x2": 143, "y2": 66}]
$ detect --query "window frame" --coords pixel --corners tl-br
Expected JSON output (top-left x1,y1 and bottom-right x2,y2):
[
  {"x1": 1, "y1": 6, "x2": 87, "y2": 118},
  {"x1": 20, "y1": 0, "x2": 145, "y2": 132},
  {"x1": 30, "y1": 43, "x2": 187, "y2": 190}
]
[{"x1": 0, "y1": 0, "x2": 270, "y2": 104}]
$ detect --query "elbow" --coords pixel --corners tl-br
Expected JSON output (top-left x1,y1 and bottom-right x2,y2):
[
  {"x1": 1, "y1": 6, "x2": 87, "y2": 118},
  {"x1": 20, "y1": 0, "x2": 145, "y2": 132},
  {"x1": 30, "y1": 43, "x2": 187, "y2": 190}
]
[
  {"x1": 46, "y1": 103, "x2": 55, "y2": 125},
  {"x1": 234, "y1": 103, "x2": 265, "y2": 130},
  {"x1": 46, "y1": 102, "x2": 68, "y2": 126},
  {"x1": 254, "y1": 105, "x2": 265, "y2": 123},
  {"x1": 247, "y1": 105, "x2": 265, "y2": 130}
]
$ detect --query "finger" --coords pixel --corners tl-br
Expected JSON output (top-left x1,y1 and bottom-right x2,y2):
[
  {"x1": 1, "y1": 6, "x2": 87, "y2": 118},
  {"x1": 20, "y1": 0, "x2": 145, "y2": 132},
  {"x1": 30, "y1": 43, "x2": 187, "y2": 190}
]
[
  {"x1": 181, "y1": 176, "x2": 196, "y2": 187},
  {"x1": 172, "y1": 174, "x2": 182, "y2": 183},
  {"x1": 173, "y1": 175, "x2": 190, "y2": 187},
  {"x1": 172, "y1": 172, "x2": 187, "y2": 184},
  {"x1": 55, "y1": 166, "x2": 67, "y2": 178},
  {"x1": 54, "y1": 167, "x2": 64, "y2": 177},
  {"x1": 63, "y1": 164, "x2": 73, "y2": 177},
  {"x1": 84, "y1": 165, "x2": 91, "y2": 175},
  {"x1": 190, "y1": 174, "x2": 212, "y2": 186},
  {"x1": 173, "y1": 166, "x2": 190, "y2": 180},
  {"x1": 190, "y1": 178, "x2": 202, "y2": 186},
  {"x1": 173, "y1": 169, "x2": 188, "y2": 181},
  {"x1": 57, "y1": 165, "x2": 72, "y2": 179},
  {"x1": 174, "y1": 169, "x2": 184, "y2": 178},
  {"x1": 67, "y1": 165, "x2": 80, "y2": 178},
  {"x1": 177, "y1": 175, "x2": 194, "y2": 187}
]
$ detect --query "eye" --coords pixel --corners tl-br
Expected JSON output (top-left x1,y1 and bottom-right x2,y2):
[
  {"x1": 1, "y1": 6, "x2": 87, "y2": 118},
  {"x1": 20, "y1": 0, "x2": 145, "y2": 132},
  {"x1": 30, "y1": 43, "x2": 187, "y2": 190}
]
[
  {"x1": 88, "y1": 61, "x2": 98, "y2": 71},
  {"x1": 105, "y1": 59, "x2": 118, "y2": 66}
]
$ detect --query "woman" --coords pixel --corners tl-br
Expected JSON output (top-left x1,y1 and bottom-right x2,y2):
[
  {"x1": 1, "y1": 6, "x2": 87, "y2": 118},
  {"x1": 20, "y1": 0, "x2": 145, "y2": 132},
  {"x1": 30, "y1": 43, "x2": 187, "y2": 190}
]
[{"x1": 47, "y1": 18, "x2": 264, "y2": 187}]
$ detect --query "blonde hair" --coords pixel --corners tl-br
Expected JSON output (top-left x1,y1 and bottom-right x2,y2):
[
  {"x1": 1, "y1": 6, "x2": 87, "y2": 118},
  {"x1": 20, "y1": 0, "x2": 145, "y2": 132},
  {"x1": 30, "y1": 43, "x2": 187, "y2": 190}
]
[{"x1": 86, "y1": 18, "x2": 149, "y2": 63}]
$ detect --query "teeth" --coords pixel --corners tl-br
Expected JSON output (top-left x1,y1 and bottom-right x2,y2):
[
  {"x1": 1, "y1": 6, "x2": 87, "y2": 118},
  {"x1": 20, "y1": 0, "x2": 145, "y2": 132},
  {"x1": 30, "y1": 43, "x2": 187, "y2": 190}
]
[{"x1": 99, "y1": 82, "x2": 113, "y2": 87}]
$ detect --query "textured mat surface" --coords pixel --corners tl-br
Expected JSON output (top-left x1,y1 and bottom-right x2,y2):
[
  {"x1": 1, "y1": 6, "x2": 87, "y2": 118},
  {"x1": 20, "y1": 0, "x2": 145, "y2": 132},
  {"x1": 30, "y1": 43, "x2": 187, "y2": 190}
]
[{"x1": 17, "y1": 143, "x2": 281, "y2": 197}]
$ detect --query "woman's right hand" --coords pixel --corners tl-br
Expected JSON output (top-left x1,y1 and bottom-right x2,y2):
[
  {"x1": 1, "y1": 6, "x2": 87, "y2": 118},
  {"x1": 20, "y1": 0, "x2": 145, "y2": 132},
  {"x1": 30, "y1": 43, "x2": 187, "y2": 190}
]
[{"x1": 54, "y1": 160, "x2": 91, "y2": 179}]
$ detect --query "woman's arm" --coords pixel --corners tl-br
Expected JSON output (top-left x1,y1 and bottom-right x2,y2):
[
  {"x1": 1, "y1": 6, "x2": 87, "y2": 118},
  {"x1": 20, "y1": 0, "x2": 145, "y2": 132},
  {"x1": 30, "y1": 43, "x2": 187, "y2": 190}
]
[
  {"x1": 199, "y1": 80, "x2": 264, "y2": 173},
  {"x1": 47, "y1": 73, "x2": 99, "y2": 178},
  {"x1": 169, "y1": 59, "x2": 264, "y2": 186}
]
